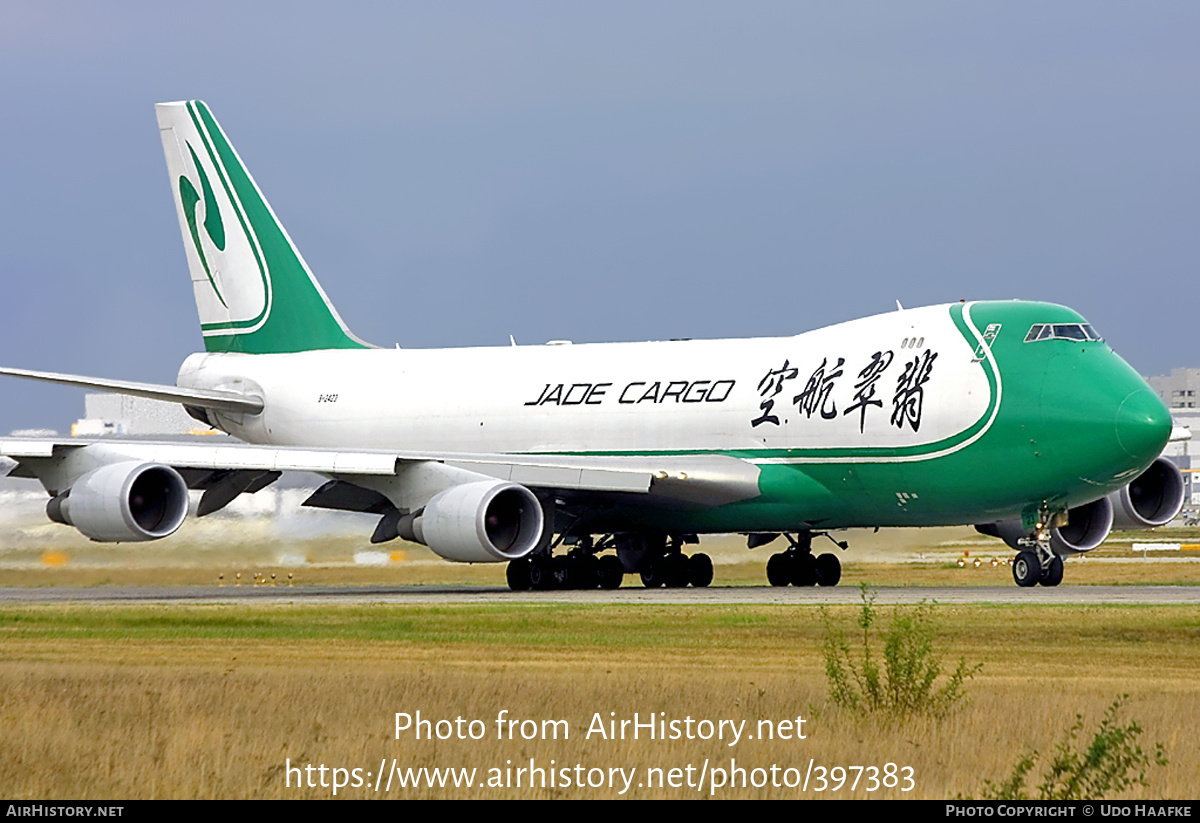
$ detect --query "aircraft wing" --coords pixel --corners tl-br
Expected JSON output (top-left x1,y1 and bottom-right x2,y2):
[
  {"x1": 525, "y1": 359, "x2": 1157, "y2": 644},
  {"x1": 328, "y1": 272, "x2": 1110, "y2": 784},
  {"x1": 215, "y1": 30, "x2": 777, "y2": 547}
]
[{"x1": 0, "y1": 437, "x2": 761, "y2": 512}]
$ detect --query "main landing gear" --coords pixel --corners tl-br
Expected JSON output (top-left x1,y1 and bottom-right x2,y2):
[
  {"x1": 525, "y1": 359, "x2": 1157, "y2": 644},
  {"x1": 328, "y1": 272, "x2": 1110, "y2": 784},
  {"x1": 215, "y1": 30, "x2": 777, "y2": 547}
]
[
  {"x1": 636, "y1": 534, "x2": 714, "y2": 589},
  {"x1": 505, "y1": 542, "x2": 624, "y2": 591},
  {"x1": 763, "y1": 531, "x2": 845, "y2": 587},
  {"x1": 504, "y1": 532, "x2": 714, "y2": 591}
]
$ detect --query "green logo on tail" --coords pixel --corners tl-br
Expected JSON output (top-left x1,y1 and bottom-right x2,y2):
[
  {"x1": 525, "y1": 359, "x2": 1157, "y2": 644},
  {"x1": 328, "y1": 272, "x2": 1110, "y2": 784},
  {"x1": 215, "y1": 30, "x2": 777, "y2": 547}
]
[
  {"x1": 179, "y1": 141, "x2": 228, "y2": 307},
  {"x1": 171, "y1": 100, "x2": 370, "y2": 353}
]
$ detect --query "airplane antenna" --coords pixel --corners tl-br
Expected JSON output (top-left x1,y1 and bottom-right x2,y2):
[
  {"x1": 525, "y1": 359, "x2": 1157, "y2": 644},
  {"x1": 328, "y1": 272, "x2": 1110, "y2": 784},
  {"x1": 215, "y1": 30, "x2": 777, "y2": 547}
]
[
  {"x1": 509, "y1": 335, "x2": 517, "y2": 347},
  {"x1": 895, "y1": 300, "x2": 904, "y2": 311}
]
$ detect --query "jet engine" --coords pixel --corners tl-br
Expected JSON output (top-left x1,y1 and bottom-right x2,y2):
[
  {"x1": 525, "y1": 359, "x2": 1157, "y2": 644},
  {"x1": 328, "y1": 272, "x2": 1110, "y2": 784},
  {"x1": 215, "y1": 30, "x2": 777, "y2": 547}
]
[
  {"x1": 46, "y1": 461, "x2": 189, "y2": 542},
  {"x1": 399, "y1": 480, "x2": 545, "y2": 563},
  {"x1": 975, "y1": 495, "x2": 1114, "y2": 557},
  {"x1": 1108, "y1": 457, "x2": 1185, "y2": 529}
]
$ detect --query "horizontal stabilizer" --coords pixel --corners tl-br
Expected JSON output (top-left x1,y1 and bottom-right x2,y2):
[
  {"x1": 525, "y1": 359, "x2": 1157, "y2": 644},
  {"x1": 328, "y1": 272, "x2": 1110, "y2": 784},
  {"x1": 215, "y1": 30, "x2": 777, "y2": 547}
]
[{"x1": 0, "y1": 366, "x2": 263, "y2": 415}]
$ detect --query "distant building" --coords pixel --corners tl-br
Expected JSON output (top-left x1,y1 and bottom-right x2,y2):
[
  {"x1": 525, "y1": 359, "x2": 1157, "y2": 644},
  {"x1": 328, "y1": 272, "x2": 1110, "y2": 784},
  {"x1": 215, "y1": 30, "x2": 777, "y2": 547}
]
[
  {"x1": 1146, "y1": 368, "x2": 1200, "y2": 411},
  {"x1": 71, "y1": 393, "x2": 208, "y2": 437},
  {"x1": 1145, "y1": 369, "x2": 1200, "y2": 508}
]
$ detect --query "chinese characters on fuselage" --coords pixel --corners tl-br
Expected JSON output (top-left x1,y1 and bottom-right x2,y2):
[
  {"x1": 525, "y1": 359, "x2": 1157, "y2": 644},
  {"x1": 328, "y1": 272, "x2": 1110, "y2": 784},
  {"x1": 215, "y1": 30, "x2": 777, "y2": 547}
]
[{"x1": 751, "y1": 349, "x2": 937, "y2": 433}]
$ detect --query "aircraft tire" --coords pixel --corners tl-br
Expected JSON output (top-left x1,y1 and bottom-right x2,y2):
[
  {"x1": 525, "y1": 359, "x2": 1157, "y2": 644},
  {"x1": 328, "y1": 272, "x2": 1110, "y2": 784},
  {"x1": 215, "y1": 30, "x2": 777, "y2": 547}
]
[
  {"x1": 529, "y1": 556, "x2": 554, "y2": 591},
  {"x1": 552, "y1": 555, "x2": 575, "y2": 589},
  {"x1": 506, "y1": 557, "x2": 533, "y2": 591},
  {"x1": 1012, "y1": 551, "x2": 1042, "y2": 587},
  {"x1": 791, "y1": 553, "x2": 818, "y2": 587},
  {"x1": 665, "y1": 554, "x2": 690, "y2": 588},
  {"x1": 815, "y1": 553, "x2": 841, "y2": 587},
  {"x1": 640, "y1": 557, "x2": 666, "y2": 588},
  {"x1": 597, "y1": 555, "x2": 624, "y2": 589},
  {"x1": 573, "y1": 554, "x2": 600, "y2": 589},
  {"x1": 688, "y1": 553, "x2": 714, "y2": 588},
  {"x1": 1041, "y1": 555, "x2": 1064, "y2": 587},
  {"x1": 766, "y1": 553, "x2": 790, "y2": 587}
]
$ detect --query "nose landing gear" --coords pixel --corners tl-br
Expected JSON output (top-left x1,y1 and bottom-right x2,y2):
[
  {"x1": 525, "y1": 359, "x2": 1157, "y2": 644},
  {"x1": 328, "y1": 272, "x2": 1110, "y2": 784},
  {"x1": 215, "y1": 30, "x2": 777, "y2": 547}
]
[{"x1": 1013, "y1": 509, "x2": 1065, "y2": 588}]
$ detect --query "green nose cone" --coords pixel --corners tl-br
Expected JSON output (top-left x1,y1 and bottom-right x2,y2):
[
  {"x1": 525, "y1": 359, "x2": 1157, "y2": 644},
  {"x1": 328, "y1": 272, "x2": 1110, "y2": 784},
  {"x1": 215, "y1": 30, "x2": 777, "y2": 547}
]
[{"x1": 1116, "y1": 389, "x2": 1172, "y2": 461}]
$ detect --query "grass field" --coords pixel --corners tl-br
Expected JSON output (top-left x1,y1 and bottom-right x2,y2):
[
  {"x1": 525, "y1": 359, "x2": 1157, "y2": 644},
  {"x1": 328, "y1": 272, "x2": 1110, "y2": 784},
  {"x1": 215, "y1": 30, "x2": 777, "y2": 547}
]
[
  {"x1": 2, "y1": 526, "x2": 1199, "y2": 799},
  {"x1": 1, "y1": 601, "x2": 1198, "y2": 799}
]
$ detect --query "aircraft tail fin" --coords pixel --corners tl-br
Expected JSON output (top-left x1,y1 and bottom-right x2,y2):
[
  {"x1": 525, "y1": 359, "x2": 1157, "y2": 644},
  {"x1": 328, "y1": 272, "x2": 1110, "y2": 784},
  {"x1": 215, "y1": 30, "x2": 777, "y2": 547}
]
[{"x1": 156, "y1": 101, "x2": 371, "y2": 354}]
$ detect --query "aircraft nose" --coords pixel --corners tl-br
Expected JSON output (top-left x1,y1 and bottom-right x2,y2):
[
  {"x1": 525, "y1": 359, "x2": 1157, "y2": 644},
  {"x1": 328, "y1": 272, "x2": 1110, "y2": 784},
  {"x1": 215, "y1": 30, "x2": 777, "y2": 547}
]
[{"x1": 1116, "y1": 389, "x2": 1172, "y2": 461}]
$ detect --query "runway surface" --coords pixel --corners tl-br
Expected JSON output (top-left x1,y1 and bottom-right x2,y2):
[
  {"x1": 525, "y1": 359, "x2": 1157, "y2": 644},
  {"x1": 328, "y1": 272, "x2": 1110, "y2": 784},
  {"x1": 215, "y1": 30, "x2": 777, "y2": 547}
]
[{"x1": 2, "y1": 584, "x2": 1199, "y2": 605}]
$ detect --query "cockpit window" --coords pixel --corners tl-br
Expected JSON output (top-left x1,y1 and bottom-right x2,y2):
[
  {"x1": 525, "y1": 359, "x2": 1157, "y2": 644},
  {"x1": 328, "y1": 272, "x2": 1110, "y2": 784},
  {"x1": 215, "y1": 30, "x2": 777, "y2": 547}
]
[{"x1": 1024, "y1": 323, "x2": 1103, "y2": 343}]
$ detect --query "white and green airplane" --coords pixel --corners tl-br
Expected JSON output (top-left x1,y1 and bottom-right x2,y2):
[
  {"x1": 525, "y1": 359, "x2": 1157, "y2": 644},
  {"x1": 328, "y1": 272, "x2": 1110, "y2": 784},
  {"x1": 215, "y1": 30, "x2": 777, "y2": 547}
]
[{"x1": 0, "y1": 101, "x2": 1182, "y2": 590}]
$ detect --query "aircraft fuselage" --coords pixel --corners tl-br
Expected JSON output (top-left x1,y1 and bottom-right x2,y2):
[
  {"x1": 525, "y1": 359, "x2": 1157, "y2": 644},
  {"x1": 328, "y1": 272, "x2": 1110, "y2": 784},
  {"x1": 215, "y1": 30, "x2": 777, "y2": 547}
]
[{"x1": 178, "y1": 299, "x2": 1170, "y2": 535}]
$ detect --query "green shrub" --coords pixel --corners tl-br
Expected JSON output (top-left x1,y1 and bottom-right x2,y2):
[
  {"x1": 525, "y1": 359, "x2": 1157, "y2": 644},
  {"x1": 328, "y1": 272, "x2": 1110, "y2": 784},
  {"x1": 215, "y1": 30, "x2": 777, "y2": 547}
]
[
  {"x1": 821, "y1": 583, "x2": 980, "y2": 719},
  {"x1": 979, "y1": 696, "x2": 1168, "y2": 800}
]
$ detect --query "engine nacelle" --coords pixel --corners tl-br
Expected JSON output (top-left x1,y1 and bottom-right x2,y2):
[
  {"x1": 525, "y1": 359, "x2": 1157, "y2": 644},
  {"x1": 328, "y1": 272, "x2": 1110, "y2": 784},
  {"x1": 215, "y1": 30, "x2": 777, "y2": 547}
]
[
  {"x1": 1108, "y1": 457, "x2": 1185, "y2": 529},
  {"x1": 975, "y1": 495, "x2": 1114, "y2": 557},
  {"x1": 403, "y1": 480, "x2": 545, "y2": 563},
  {"x1": 47, "y1": 461, "x2": 189, "y2": 542},
  {"x1": 1048, "y1": 496, "x2": 1114, "y2": 555}
]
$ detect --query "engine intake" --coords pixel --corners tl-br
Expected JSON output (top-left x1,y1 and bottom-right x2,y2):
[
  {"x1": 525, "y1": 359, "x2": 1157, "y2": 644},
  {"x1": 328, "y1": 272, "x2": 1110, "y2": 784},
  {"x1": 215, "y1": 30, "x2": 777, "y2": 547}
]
[
  {"x1": 1108, "y1": 457, "x2": 1185, "y2": 529},
  {"x1": 400, "y1": 480, "x2": 545, "y2": 563},
  {"x1": 47, "y1": 461, "x2": 189, "y2": 542},
  {"x1": 1048, "y1": 496, "x2": 1114, "y2": 555}
]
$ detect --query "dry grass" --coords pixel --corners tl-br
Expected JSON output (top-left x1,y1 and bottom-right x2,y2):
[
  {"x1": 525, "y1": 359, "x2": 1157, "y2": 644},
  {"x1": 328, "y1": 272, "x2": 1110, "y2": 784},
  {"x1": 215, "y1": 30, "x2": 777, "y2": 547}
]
[{"x1": 0, "y1": 603, "x2": 1197, "y2": 799}]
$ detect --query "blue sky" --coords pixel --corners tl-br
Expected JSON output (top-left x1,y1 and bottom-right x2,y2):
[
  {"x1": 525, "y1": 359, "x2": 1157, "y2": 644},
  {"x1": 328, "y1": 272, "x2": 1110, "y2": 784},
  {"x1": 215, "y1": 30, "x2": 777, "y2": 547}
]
[{"x1": 0, "y1": 2, "x2": 1197, "y2": 432}]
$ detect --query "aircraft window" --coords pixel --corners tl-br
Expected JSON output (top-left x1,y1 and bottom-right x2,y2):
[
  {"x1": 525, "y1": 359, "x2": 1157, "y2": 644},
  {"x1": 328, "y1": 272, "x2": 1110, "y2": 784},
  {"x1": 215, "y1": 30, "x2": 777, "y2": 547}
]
[
  {"x1": 1052, "y1": 324, "x2": 1088, "y2": 341},
  {"x1": 1024, "y1": 323, "x2": 1103, "y2": 343}
]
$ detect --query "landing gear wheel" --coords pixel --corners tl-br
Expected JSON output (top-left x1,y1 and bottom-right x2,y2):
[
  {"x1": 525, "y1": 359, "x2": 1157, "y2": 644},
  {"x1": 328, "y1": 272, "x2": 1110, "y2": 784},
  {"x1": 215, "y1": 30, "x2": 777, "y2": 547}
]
[
  {"x1": 790, "y1": 553, "x2": 817, "y2": 587},
  {"x1": 766, "y1": 553, "x2": 791, "y2": 587},
  {"x1": 1041, "y1": 555, "x2": 1064, "y2": 587},
  {"x1": 688, "y1": 553, "x2": 714, "y2": 588},
  {"x1": 597, "y1": 555, "x2": 624, "y2": 590},
  {"x1": 506, "y1": 557, "x2": 532, "y2": 591},
  {"x1": 572, "y1": 554, "x2": 600, "y2": 590},
  {"x1": 529, "y1": 555, "x2": 554, "y2": 591},
  {"x1": 815, "y1": 553, "x2": 841, "y2": 587},
  {"x1": 551, "y1": 555, "x2": 575, "y2": 589},
  {"x1": 665, "y1": 554, "x2": 690, "y2": 588},
  {"x1": 1013, "y1": 551, "x2": 1042, "y2": 587},
  {"x1": 640, "y1": 557, "x2": 665, "y2": 588}
]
